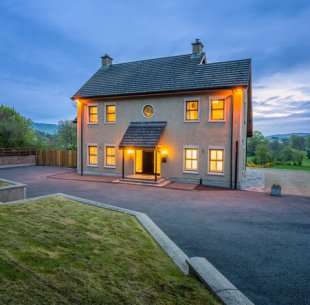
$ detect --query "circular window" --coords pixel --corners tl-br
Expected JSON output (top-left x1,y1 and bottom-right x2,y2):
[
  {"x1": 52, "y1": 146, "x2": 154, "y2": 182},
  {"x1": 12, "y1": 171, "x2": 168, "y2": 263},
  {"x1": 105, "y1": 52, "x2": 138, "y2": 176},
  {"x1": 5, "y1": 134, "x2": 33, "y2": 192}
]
[{"x1": 143, "y1": 105, "x2": 154, "y2": 118}]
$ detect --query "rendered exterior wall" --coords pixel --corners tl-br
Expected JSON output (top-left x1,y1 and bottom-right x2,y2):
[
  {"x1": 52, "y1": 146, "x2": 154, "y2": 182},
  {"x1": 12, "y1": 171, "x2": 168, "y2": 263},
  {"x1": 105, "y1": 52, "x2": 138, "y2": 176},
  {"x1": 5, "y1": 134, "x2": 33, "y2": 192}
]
[{"x1": 76, "y1": 89, "x2": 247, "y2": 188}]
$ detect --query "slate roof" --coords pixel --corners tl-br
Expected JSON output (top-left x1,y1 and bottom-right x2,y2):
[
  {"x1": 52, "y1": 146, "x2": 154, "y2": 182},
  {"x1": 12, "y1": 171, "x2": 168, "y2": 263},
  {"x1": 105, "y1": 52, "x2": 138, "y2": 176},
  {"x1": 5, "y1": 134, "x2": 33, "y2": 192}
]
[
  {"x1": 72, "y1": 53, "x2": 251, "y2": 98},
  {"x1": 119, "y1": 121, "x2": 167, "y2": 148}
]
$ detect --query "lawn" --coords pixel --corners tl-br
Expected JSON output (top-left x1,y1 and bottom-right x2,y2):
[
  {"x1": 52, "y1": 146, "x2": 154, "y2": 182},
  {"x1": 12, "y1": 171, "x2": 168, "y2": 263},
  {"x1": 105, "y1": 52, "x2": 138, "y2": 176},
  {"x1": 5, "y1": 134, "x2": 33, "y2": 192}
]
[
  {"x1": 0, "y1": 196, "x2": 218, "y2": 305},
  {"x1": 0, "y1": 182, "x2": 10, "y2": 187},
  {"x1": 271, "y1": 158, "x2": 310, "y2": 171}
]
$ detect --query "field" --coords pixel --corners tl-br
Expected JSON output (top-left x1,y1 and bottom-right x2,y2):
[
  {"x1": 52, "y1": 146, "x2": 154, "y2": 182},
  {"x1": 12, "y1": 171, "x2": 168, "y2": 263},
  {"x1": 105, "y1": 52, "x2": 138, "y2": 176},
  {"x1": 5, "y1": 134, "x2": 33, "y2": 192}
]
[
  {"x1": 247, "y1": 157, "x2": 310, "y2": 171},
  {"x1": 0, "y1": 195, "x2": 218, "y2": 305}
]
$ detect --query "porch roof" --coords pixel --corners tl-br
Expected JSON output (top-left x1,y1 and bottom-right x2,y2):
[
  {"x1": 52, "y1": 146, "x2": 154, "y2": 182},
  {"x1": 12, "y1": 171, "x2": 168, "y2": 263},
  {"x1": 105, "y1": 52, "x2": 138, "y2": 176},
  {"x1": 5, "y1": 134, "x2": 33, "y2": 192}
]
[{"x1": 119, "y1": 121, "x2": 167, "y2": 148}]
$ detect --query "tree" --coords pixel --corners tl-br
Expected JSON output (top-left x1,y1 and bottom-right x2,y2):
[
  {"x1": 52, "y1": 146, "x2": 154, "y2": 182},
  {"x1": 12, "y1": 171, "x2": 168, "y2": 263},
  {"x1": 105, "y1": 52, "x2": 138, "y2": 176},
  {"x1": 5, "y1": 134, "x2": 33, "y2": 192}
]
[
  {"x1": 247, "y1": 131, "x2": 266, "y2": 156},
  {"x1": 253, "y1": 142, "x2": 274, "y2": 165},
  {"x1": 292, "y1": 150, "x2": 307, "y2": 166},
  {"x1": 269, "y1": 140, "x2": 283, "y2": 161},
  {"x1": 305, "y1": 135, "x2": 310, "y2": 159},
  {"x1": 57, "y1": 120, "x2": 77, "y2": 150},
  {"x1": 290, "y1": 135, "x2": 306, "y2": 151},
  {"x1": 0, "y1": 105, "x2": 35, "y2": 148}
]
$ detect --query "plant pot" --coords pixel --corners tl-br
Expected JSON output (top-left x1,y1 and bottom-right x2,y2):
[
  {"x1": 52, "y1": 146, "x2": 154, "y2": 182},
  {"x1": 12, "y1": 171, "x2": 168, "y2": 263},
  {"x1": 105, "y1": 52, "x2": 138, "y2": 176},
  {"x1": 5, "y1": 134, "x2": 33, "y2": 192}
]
[{"x1": 271, "y1": 187, "x2": 281, "y2": 197}]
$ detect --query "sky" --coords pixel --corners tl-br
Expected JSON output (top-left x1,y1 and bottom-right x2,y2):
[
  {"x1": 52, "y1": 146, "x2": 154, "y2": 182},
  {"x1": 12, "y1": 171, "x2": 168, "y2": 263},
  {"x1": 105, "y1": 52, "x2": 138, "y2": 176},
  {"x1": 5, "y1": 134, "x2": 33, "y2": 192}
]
[{"x1": 0, "y1": 0, "x2": 309, "y2": 135}]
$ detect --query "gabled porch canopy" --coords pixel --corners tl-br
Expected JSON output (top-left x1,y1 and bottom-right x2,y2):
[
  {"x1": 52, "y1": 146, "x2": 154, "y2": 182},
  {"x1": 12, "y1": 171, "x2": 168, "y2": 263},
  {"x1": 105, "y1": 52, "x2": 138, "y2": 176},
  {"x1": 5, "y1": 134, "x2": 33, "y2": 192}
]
[{"x1": 119, "y1": 121, "x2": 167, "y2": 149}]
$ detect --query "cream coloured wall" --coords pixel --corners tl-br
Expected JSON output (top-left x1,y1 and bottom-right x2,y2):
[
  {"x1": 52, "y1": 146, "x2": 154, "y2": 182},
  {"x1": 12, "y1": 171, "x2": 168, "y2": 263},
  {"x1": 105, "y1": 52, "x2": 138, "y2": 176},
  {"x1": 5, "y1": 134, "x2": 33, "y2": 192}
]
[{"x1": 76, "y1": 89, "x2": 248, "y2": 188}]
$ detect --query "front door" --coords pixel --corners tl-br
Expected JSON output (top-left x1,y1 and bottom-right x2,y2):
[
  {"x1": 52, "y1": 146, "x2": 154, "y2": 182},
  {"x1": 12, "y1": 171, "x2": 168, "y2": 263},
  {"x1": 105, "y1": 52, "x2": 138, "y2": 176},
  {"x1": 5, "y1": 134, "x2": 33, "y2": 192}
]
[{"x1": 142, "y1": 151, "x2": 154, "y2": 174}]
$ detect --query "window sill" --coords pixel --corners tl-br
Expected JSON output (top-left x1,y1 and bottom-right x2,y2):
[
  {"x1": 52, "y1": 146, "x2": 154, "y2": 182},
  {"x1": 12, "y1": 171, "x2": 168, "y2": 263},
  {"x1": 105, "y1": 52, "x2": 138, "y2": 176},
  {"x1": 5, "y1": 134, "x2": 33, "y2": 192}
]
[
  {"x1": 183, "y1": 171, "x2": 199, "y2": 174},
  {"x1": 184, "y1": 120, "x2": 200, "y2": 123},
  {"x1": 104, "y1": 165, "x2": 116, "y2": 169},
  {"x1": 87, "y1": 122, "x2": 99, "y2": 125},
  {"x1": 207, "y1": 172, "x2": 224, "y2": 176},
  {"x1": 104, "y1": 122, "x2": 116, "y2": 124},
  {"x1": 208, "y1": 120, "x2": 225, "y2": 123},
  {"x1": 87, "y1": 164, "x2": 98, "y2": 167}
]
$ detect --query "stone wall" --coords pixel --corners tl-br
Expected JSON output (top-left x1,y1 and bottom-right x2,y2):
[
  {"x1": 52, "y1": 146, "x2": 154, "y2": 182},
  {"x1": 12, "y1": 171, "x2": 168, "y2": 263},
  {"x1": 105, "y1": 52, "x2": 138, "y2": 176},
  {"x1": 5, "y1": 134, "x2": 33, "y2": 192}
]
[
  {"x1": 0, "y1": 179, "x2": 26, "y2": 202},
  {"x1": 0, "y1": 155, "x2": 35, "y2": 168},
  {"x1": 242, "y1": 167, "x2": 310, "y2": 197}
]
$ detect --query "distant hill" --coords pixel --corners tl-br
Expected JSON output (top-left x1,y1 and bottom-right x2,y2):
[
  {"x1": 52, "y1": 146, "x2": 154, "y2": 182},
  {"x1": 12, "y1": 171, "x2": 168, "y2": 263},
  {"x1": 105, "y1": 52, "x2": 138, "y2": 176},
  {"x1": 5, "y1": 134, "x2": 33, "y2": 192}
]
[
  {"x1": 33, "y1": 122, "x2": 58, "y2": 135},
  {"x1": 267, "y1": 133, "x2": 310, "y2": 142}
]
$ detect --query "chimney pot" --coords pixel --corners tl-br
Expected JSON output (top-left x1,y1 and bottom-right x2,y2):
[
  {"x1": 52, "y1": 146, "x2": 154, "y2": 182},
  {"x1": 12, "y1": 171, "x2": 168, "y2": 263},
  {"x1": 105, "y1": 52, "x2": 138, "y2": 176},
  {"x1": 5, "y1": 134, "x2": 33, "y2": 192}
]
[
  {"x1": 101, "y1": 54, "x2": 113, "y2": 66},
  {"x1": 192, "y1": 39, "x2": 204, "y2": 55}
]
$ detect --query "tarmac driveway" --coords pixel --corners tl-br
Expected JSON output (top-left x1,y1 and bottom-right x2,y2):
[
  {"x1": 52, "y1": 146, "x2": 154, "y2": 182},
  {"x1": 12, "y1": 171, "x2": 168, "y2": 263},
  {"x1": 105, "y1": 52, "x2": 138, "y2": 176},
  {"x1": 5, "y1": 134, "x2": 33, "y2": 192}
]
[{"x1": 1, "y1": 166, "x2": 309, "y2": 305}]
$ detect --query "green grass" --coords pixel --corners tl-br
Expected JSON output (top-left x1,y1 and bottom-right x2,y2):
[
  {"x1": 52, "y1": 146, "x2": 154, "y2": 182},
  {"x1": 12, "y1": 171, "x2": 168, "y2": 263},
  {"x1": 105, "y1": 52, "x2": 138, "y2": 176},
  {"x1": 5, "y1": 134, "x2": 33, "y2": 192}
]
[
  {"x1": 0, "y1": 182, "x2": 10, "y2": 187},
  {"x1": 0, "y1": 196, "x2": 219, "y2": 305},
  {"x1": 271, "y1": 158, "x2": 310, "y2": 171}
]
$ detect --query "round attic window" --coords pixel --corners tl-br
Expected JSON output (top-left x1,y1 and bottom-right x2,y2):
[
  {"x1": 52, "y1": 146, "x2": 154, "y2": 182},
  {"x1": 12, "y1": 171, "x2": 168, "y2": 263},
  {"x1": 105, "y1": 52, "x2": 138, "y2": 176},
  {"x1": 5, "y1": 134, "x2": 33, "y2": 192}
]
[{"x1": 143, "y1": 105, "x2": 154, "y2": 118}]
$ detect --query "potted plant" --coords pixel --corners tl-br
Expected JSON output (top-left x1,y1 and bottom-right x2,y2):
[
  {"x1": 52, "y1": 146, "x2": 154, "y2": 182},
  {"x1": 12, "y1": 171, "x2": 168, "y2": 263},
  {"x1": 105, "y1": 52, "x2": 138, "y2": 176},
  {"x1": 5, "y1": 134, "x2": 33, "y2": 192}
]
[{"x1": 271, "y1": 184, "x2": 281, "y2": 197}]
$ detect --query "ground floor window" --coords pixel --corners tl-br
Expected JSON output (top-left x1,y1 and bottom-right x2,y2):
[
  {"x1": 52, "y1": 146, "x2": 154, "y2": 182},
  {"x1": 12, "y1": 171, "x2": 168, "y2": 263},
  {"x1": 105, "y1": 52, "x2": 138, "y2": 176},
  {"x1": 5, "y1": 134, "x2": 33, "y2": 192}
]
[
  {"x1": 184, "y1": 147, "x2": 198, "y2": 172},
  {"x1": 105, "y1": 145, "x2": 116, "y2": 167},
  {"x1": 209, "y1": 148, "x2": 224, "y2": 173},
  {"x1": 88, "y1": 145, "x2": 98, "y2": 166}
]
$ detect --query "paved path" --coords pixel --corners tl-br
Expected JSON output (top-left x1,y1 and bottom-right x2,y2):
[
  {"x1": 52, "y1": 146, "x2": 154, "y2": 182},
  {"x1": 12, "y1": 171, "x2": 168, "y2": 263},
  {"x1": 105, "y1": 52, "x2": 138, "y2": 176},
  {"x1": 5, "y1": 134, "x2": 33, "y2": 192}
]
[{"x1": 1, "y1": 166, "x2": 309, "y2": 305}]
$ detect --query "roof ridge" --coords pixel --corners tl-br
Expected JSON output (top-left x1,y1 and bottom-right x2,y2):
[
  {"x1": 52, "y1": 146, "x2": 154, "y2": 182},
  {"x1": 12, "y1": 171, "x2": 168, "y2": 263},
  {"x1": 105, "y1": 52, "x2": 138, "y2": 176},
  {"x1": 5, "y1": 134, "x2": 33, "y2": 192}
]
[
  {"x1": 109, "y1": 53, "x2": 202, "y2": 66},
  {"x1": 205, "y1": 58, "x2": 251, "y2": 66}
]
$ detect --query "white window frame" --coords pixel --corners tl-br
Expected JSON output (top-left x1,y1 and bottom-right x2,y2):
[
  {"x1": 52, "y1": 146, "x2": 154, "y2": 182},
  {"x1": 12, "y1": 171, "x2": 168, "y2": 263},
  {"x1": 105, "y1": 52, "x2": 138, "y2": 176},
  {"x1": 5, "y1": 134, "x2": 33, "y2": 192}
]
[
  {"x1": 184, "y1": 97, "x2": 200, "y2": 122},
  {"x1": 208, "y1": 96, "x2": 227, "y2": 122},
  {"x1": 183, "y1": 145, "x2": 199, "y2": 174},
  {"x1": 104, "y1": 102, "x2": 116, "y2": 124},
  {"x1": 104, "y1": 144, "x2": 116, "y2": 168},
  {"x1": 208, "y1": 146, "x2": 225, "y2": 176},
  {"x1": 87, "y1": 143, "x2": 98, "y2": 167},
  {"x1": 87, "y1": 104, "x2": 98, "y2": 125}
]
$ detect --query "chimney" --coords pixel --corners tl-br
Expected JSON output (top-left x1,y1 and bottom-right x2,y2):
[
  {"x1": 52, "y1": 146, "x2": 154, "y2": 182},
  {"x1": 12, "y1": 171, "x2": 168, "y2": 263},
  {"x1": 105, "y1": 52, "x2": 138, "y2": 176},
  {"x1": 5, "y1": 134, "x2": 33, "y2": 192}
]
[
  {"x1": 192, "y1": 39, "x2": 204, "y2": 55},
  {"x1": 101, "y1": 54, "x2": 113, "y2": 66}
]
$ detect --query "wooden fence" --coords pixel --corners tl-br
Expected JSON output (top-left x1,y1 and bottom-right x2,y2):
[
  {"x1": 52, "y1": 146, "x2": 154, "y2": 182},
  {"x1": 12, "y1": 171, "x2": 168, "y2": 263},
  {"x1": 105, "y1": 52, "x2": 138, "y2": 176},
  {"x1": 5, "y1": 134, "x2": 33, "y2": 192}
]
[
  {"x1": 0, "y1": 148, "x2": 36, "y2": 157},
  {"x1": 36, "y1": 150, "x2": 77, "y2": 168}
]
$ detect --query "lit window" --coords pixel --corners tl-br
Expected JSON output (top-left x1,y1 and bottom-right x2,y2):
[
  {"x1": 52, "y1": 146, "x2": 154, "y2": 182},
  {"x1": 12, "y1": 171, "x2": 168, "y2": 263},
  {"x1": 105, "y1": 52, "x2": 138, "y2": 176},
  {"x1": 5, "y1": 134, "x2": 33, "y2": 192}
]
[
  {"x1": 210, "y1": 99, "x2": 225, "y2": 121},
  {"x1": 105, "y1": 146, "x2": 116, "y2": 167},
  {"x1": 185, "y1": 100, "x2": 199, "y2": 121},
  {"x1": 88, "y1": 146, "x2": 98, "y2": 165},
  {"x1": 143, "y1": 105, "x2": 154, "y2": 117},
  {"x1": 88, "y1": 106, "x2": 98, "y2": 123},
  {"x1": 209, "y1": 149, "x2": 224, "y2": 173},
  {"x1": 106, "y1": 105, "x2": 116, "y2": 122},
  {"x1": 184, "y1": 148, "x2": 198, "y2": 171}
]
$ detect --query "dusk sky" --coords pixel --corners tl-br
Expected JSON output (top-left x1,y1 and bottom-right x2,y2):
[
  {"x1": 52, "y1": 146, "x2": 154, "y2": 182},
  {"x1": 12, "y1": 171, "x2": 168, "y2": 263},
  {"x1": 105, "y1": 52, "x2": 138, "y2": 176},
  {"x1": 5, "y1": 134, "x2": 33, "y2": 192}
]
[{"x1": 1, "y1": 0, "x2": 309, "y2": 135}]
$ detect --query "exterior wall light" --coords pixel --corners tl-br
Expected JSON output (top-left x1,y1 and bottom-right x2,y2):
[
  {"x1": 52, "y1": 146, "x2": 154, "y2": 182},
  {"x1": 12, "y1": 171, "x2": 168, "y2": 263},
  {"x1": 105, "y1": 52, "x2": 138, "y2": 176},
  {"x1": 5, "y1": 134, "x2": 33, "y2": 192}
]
[
  {"x1": 127, "y1": 149, "x2": 134, "y2": 155},
  {"x1": 161, "y1": 150, "x2": 167, "y2": 163}
]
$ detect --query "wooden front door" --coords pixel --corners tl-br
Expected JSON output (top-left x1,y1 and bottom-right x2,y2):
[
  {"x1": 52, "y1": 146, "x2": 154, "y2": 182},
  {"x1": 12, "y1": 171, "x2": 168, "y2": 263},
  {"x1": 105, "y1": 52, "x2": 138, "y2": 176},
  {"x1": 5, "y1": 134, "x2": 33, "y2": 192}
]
[{"x1": 142, "y1": 151, "x2": 154, "y2": 174}]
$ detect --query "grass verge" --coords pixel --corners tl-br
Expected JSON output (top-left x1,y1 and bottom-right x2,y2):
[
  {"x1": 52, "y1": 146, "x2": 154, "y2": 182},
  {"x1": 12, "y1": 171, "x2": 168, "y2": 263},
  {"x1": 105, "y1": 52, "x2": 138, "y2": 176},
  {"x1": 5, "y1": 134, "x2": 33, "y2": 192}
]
[{"x1": 0, "y1": 195, "x2": 219, "y2": 305}]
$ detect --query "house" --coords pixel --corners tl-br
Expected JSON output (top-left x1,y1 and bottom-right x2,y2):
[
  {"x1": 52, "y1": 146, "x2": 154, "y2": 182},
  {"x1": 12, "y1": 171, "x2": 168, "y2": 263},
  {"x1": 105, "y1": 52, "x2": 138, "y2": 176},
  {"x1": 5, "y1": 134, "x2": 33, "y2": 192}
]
[{"x1": 72, "y1": 39, "x2": 252, "y2": 189}]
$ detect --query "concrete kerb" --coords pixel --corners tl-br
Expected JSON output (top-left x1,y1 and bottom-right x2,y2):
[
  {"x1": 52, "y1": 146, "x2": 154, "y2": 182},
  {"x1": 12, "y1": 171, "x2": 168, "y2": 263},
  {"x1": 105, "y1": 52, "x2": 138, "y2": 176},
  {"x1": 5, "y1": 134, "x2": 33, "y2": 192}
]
[
  {"x1": 187, "y1": 257, "x2": 255, "y2": 305},
  {"x1": 1, "y1": 193, "x2": 255, "y2": 304}
]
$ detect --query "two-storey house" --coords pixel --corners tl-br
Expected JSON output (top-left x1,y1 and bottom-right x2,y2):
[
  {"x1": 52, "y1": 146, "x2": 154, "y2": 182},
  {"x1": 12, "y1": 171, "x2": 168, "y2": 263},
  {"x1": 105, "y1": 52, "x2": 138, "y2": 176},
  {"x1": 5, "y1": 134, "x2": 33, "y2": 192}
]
[{"x1": 72, "y1": 39, "x2": 252, "y2": 188}]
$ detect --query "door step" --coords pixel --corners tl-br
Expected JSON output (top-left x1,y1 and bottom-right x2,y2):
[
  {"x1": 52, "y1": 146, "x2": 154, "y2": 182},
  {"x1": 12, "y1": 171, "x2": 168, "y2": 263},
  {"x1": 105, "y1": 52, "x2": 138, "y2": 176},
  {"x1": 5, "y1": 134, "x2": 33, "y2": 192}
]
[{"x1": 113, "y1": 177, "x2": 169, "y2": 187}]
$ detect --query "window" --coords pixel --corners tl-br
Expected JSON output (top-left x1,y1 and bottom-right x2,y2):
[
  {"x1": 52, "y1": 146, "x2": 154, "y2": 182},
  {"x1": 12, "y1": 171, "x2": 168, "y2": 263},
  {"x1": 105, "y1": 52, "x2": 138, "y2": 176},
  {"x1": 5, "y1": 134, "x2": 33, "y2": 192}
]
[
  {"x1": 184, "y1": 147, "x2": 198, "y2": 172},
  {"x1": 88, "y1": 145, "x2": 98, "y2": 166},
  {"x1": 143, "y1": 105, "x2": 154, "y2": 118},
  {"x1": 210, "y1": 99, "x2": 225, "y2": 121},
  {"x1": 105, "y1": 145, "x2": 116, "y2": 167},
  {"x1": 105, "y1": 104, "x2": 116, "y2": 123},
  {"x1": 185, "y1": 99, "x2": 199, "y2": 121},
  {"x1": 209, "y1": 149, "x2": 224, "y2": 174},
  {"x1": 88, "y1": 105, "x2": 98, "y2": 123}
]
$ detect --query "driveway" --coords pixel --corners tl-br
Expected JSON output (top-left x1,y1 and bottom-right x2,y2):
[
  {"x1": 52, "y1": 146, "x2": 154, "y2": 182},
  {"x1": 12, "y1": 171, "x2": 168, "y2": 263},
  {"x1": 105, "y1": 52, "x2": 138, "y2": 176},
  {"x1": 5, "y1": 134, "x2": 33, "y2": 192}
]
[{"x1": 1, "y1": 166, "x2": 309, "y2": 305}]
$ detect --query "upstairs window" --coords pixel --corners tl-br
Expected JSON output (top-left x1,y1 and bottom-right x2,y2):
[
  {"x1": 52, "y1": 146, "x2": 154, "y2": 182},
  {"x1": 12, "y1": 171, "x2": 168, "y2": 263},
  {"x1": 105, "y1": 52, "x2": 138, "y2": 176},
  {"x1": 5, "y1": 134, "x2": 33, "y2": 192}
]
[
  {"x1": 88, "y1": 145, "x2": 98, "y2": 166},
  {"x1": 185, "y1": 99, "x2": 199, "y2": 121},
  {"x1": 105, "y1": 145, "x2": 116, "y2": 167},
  {"x1": 210, "y1": 99, "x2": 225, "y2": 121},
  {"x1": 105, "y1": 104, "x2": 116, "y2": 123},
  {"x1": 184, "y1": 147, "x2": 198, "y2": 172},
  {"x1": 209, "y1": 149, "x2": 224, "y2": 174},
  {"x1": 88, "y1": 105, "x2": 98, "y2": 123}
]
